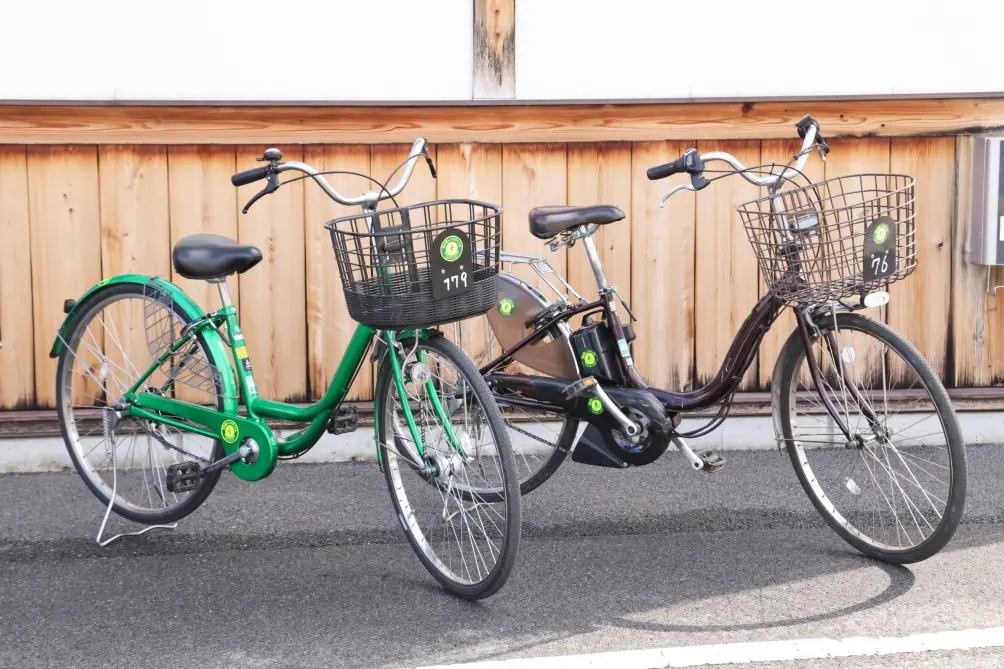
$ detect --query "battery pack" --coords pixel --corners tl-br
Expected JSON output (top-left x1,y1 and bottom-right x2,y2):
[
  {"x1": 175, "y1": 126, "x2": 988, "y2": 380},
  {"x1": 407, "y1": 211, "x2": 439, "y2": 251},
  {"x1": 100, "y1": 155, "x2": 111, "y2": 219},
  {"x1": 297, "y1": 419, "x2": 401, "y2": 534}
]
[{"x1": 570, "y1": 322, "x2": 622, "y2": 383}]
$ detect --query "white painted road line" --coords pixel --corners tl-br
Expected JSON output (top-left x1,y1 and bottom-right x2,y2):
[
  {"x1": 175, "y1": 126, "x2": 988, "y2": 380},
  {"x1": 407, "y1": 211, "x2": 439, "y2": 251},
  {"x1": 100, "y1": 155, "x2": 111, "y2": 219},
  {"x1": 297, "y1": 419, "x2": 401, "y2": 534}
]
[{"x1": 401, "y1": 627, "x2": 1004, "y2": 669}]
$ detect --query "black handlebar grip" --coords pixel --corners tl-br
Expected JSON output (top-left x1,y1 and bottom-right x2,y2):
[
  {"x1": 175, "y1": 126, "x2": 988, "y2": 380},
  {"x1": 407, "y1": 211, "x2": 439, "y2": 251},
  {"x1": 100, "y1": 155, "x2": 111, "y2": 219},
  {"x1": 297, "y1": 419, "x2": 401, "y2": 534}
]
[
  {"x1": 646, "y1": 155, "x2": 688, "y2": 181},
  {"x1": 231, "y1": 166, "x2": 270, "y2": 187},
  {"x1": 647, "y1": 149, "x2": 704, "y2": 181}
]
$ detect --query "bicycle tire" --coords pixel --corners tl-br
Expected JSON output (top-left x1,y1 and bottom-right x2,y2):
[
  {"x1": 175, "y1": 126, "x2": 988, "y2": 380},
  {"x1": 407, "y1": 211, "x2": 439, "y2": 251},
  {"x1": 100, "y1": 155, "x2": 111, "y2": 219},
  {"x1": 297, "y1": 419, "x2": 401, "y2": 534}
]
[
  {"x1": 475, "y1": 312, "x2": 578, "y2": 499},
  {"x1": 375, "y1": 333, "x2": 521, "y2": 599},
  {"x1": 56, "y1": 283, "x2": 226, "y2": 525},
  {"x1": 773, "y1": 311, "x2": 966, "y2": 564}
]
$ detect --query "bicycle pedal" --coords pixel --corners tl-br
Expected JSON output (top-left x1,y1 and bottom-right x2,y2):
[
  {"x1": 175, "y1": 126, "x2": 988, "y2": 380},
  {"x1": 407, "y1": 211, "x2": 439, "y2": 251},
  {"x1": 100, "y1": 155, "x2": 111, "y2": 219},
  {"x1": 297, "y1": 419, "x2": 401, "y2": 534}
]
[
  {"x1": 696, "y1": 449, "x2": 726, "y2": 472},
  {"x1": 165, "y1": 461, "x2": 202, "y2": 493},
  {"x1": 328, "y1": 405, "x2": 359, "y2": 435},
  {"x1": 563, "y1": 376, "x2": 598, "y2": 400}
]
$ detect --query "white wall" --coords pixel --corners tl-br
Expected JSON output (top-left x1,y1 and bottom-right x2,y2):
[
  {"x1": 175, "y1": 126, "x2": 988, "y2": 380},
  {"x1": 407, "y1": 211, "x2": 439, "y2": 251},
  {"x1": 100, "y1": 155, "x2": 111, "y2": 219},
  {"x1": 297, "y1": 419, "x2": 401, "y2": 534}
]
[
  {"x1": 0, "y1": 0, "x2": 472, "y2": 102},
  {"x1": 2, "y1": 0, "x2": 1001, "y2": 103},
  {"x1": 517, "y1": 0, "x2": 1004, "y2": 101}
]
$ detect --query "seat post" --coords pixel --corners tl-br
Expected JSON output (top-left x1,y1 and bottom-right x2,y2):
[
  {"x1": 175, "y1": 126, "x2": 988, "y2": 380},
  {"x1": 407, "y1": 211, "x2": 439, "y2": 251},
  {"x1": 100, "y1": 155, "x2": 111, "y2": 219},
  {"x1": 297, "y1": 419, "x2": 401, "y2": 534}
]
[
  {"x1": 210, "y1": 277, "x2": 234, "y2": 310},
  {"x1": 579, "y1": 227, "x2": 609, "y2": 292}
]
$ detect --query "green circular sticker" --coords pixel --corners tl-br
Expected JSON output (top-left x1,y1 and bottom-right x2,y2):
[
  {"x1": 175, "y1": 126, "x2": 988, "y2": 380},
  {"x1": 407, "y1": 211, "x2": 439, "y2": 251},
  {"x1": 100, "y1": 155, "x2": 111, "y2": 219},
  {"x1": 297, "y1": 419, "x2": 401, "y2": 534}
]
[
  {"x1": 587, "y1": 397, "x2": 603, "y2": 414},
  {"x1": 872, "y1": 223, "x2": 889, "y2": 245},
  {"x1": 498, "y1": 298, "x2": 515, "y2": 316},
  {"x1": 221, "y1": 419, "x2": 240, "y2": 444},
  {"x1": 581, "y1": 349, "x2": 598, "y2": 368},
  {"x1": 440, "y1": 234, "x2": 463, "y2": 262}
]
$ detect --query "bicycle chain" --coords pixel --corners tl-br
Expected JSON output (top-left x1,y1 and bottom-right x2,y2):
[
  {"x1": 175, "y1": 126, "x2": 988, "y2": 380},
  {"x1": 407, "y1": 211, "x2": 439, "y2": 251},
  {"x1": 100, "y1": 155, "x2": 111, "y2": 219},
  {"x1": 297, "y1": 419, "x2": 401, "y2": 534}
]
[
  {"x1": 133, "y1": 416, "x2": 212, "y2": 463},
  {"x1": 506, "y1": 420, "x2": 568, "y2": 453}
]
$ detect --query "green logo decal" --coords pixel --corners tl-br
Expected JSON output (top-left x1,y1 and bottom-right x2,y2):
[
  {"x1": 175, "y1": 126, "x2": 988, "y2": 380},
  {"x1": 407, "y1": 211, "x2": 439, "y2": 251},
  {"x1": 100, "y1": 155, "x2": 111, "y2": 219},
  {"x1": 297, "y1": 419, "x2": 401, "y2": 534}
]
[
  {"x1": 587, "y1": 397, "x2": 604, "y2": 414},
  {"x1": 872, "y1": 222, "x2": 889, "y2": 245},
  {"x1": 221, "y1": 419, "x2": 240, "y2": 444},
  {"x1": 581, "y1": 349, "x2": 598, "y2": 368},
  {"x1": 440, "y1": 235, "x2": 463, "y2": 262},
  {"x1": 498, "y1": 298, "x2": 515, "y2": 316}
]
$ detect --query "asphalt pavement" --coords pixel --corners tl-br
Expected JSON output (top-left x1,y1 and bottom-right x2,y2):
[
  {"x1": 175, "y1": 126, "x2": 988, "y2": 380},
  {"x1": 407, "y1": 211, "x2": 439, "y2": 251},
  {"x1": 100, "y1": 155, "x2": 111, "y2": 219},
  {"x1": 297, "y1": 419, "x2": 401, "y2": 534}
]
[{"x1": 2, "y1": 445, "x2": 1004, "y2": 669}]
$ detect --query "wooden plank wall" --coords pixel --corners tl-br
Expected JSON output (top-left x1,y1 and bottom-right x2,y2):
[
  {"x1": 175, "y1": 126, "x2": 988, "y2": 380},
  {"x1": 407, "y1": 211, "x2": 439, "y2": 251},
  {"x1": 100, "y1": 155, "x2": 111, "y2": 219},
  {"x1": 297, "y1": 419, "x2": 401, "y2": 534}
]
[{"x1": 0, "y1": 136, "x2": 974, "y2": 409}]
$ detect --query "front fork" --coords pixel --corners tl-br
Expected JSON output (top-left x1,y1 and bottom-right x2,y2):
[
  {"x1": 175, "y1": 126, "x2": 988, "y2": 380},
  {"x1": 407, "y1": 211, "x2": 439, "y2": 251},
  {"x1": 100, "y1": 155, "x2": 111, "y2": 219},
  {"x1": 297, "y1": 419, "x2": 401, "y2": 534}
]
[
  {"x1": 795, "y1": 308, "x2": 882, "y2": 444},
  {"x1": 374, "y1": 331, "x2": 465, "y2": 471}
]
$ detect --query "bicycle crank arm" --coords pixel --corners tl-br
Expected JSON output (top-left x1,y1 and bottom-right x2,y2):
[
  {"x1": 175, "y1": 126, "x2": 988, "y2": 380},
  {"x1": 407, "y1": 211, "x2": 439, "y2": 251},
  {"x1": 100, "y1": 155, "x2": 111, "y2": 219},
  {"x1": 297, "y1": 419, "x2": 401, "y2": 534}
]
[
  {"x1": 670, "y1": 435, "x2": 726, "y2": 473},
  {"x1": 202, "y1": 442, "x2": 256, "y2": 475},
  {"x1": 165, "y1": 442, "x2": 259, "y2": 493},
  {"x1": 565, "y1": 377, "x2": 640, "y2": 436}
]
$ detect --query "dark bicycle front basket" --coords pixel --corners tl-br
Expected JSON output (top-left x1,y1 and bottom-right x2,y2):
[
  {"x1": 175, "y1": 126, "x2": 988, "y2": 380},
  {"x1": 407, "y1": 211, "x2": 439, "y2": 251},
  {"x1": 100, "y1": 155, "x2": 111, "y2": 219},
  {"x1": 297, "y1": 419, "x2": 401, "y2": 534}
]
[
  {"x1": 737, "y1": 174, "x2": 917, "y2": 304},
  {"x1": 326, "y1": 199, "x2": 502, "y2": 329}
]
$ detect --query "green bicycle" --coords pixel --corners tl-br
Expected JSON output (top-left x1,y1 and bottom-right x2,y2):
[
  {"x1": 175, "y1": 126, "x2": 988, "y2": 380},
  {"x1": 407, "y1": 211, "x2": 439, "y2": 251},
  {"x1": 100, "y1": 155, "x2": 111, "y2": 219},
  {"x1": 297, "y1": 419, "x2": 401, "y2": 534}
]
[{"x1": 51, "y1": 138, "x2": 522, "y2": 600}]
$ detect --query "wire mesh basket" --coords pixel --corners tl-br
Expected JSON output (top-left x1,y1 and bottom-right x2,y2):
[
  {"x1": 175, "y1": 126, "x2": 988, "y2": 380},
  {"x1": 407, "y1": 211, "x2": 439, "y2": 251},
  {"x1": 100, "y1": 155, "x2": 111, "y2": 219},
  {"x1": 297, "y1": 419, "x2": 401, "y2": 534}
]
[
  {"x1": 326, "y1": 199, "x2": 502, "y2": 329},
  {"x1": 736, "y1": 174, "x2": 917, "y2": 304}
]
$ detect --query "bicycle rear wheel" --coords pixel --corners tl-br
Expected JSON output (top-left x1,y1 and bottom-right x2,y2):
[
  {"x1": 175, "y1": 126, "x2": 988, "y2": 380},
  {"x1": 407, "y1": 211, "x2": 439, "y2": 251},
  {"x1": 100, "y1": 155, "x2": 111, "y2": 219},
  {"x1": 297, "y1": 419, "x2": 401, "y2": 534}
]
[
  {"x1": 375, "y1": 333, "x2": 521, "y2": 599},
  {"x1": 462, "y1": 316, "x2": 577, "y2": 498},
  {"x1": 773, "y1": 311, "x2": 966, "y2": 564},
  {"x1": 56, "y1": 283, "x2": 226, "y2": 525}
]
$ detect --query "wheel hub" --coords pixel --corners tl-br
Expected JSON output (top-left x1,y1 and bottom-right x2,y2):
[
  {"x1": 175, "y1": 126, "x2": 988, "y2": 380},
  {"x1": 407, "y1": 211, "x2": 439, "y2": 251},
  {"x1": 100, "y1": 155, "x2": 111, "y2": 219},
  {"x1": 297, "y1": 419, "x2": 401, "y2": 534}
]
[{"x1": 428, "y1": 451, "x2": 466, "y2": 481}]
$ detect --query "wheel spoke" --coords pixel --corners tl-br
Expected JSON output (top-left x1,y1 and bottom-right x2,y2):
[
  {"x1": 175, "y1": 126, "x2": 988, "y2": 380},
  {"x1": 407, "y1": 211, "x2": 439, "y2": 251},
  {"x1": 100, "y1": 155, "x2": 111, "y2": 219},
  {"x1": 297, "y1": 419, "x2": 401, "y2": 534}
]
[
  {"x1": 379, "y1": 338, "x2": 516, "y2": 596},
  {"x1": 59, "y1": 290, "x2": 222, "y2": 520},
  {"x1": 782, "y1": 313, "x2": 959, "y2": 554}
]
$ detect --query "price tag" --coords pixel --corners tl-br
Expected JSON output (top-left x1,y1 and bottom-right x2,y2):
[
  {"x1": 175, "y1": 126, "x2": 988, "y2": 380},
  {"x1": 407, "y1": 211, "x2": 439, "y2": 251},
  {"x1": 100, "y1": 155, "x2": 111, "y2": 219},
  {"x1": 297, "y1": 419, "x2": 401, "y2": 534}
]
[
  {"x1": 430, "y1": 227, "x2": 474, "y2": 300},
  {"x1": 862, "y1": 216, "x2": 897, "y2": 283}
]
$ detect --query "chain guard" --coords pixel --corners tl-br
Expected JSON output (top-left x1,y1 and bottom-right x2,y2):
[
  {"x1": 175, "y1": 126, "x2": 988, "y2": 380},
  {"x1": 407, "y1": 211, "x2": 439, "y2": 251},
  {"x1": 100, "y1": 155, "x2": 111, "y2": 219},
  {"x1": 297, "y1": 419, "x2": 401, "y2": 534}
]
[{"x1": 573, "y1": 392, "x2": 671, "y2": 468}]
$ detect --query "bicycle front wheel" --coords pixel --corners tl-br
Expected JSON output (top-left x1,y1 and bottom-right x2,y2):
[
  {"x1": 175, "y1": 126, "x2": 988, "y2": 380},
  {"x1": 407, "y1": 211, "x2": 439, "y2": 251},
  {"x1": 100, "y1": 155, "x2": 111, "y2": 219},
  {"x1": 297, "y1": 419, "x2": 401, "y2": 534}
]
[
  {"x1": 773, "y1": 311, "x2": 966, "y2": 564},
  {"x1": 375, "y1": 333, "x2": 521, "y2": 599}
]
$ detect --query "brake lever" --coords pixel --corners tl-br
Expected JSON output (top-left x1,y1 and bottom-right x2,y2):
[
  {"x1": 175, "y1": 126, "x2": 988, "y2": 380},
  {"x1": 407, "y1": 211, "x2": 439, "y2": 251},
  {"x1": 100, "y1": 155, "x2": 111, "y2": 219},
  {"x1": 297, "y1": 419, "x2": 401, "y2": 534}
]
[
  {"x1": 241, "y1": 169, "x2": 280, "y2": 214},
  {"x1": 816, "y1": 139, "x2": 831, "y2": 161},
  {"x1": 659, "y1": 182, "x2": 696, "y2": 208}
]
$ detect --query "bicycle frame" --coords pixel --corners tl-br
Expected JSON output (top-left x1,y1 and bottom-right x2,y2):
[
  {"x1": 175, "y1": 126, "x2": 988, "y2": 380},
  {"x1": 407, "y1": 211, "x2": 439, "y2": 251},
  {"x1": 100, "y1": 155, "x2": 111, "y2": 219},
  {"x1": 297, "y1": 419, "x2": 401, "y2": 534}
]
[
  {"x1": 71, "y1": 279, "x2": 454, "y2": 482},
  {"x1": 482, "y1": 282, "x2": 784, "y2": 411},
  {"x1": 111, "y1": 293, "x2": 374, "y2": 481},
  {"x1": 481, "y1": 236, "x2": 862, "y2": 440}
]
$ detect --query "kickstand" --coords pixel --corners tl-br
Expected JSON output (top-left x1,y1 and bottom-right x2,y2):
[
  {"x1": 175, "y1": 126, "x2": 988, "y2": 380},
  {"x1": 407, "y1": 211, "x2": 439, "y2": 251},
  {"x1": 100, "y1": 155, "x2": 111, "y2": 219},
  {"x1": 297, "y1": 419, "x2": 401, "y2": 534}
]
[{"x1": 95, "y1": 416, "x2": 177, "y2": 547}]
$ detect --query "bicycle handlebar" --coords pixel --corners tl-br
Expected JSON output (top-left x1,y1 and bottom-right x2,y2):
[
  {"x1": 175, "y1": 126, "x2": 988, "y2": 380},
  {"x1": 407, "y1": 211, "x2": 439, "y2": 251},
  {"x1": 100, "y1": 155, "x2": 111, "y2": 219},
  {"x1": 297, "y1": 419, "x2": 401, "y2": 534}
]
[
  {"x1": 653, "y1": 115, "x2": 827, "y2": 208},
  {"x1": 278, "y1": 137, "x2": 428, "y2": 206},
  {"x1": 232, "y1": 137, "x2": 430, "y2": 212}
]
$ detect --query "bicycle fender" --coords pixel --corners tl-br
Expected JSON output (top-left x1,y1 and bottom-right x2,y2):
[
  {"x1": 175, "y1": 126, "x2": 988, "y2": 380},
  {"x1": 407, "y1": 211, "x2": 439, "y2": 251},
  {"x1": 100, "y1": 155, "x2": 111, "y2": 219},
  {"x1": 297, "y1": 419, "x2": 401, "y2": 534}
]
[{"x1": 49, "y1": 274, "x2": 239, "y2": 416}]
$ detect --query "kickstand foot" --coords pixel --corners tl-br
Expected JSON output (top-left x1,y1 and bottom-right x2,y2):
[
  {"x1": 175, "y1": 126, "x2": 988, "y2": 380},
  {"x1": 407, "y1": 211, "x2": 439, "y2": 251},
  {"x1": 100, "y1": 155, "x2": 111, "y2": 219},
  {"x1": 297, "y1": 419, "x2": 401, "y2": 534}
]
[{"x1": 96, "y1": 502, "x2": 177, "y2": 547}]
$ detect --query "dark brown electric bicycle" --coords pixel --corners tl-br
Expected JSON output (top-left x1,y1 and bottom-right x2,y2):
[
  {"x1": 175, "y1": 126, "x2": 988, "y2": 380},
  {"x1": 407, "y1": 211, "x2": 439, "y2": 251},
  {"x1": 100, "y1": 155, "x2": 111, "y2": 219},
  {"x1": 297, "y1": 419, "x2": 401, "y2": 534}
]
[{"x1": 461, "y1": 115, "x2": 966, "y2": 565}]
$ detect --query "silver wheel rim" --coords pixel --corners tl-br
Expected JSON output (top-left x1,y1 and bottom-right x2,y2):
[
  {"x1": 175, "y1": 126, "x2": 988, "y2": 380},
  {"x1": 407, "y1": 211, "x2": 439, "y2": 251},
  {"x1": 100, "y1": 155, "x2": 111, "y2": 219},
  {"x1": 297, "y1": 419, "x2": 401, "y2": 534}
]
[
  {"x1": 383, "y1": 344, "x2": 510, "y2": 586},
  {"x1": 785, "y1": 317, "x2": 954, "y2": 552},
  {"x1": 59, "y1": 292, "x2": 221, "y2": 516},
  {"x1": 457, "y1": 319, "x2": 569, "y2": 490}
]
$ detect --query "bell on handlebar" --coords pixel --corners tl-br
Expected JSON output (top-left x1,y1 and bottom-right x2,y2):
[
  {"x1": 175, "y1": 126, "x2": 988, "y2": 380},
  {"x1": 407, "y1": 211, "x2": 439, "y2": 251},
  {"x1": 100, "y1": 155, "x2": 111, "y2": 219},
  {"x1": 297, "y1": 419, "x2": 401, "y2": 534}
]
[{"x1": 258, "y1": 148, "x2": 282, "y2": 163}]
